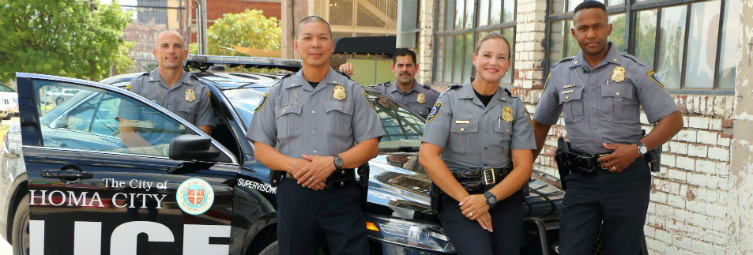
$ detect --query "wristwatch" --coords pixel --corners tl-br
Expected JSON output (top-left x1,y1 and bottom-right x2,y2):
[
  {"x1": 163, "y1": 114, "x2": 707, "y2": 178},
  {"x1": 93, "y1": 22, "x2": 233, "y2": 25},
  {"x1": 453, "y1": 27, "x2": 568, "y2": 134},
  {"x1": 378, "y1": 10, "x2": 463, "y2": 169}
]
[
  {"x1": 333, "y1": 155, "x2": 344, "y2": 170},
  {"x1": 636, "y1": 140, "x2": 648, "y2": 156},
  {"x1": 484, "y1": 191, "x2": 497, "y2": 208}
]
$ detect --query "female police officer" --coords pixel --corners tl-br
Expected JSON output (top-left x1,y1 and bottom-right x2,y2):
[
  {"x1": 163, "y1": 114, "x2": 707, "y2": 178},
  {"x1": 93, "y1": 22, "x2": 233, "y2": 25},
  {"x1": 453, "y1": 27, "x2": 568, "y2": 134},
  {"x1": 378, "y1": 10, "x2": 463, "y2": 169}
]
[{"x1": 418, "y1": 33, "x2": 536, "y2": 255}]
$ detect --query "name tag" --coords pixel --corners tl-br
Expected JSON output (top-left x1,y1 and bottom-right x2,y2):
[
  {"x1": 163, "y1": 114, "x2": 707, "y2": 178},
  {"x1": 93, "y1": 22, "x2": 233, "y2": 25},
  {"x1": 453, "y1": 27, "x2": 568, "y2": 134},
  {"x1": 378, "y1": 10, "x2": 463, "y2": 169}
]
[
  {"x1": 455, "y1": 120, "x2": 470, "y2": 124},
  {"x1": 563, "y1": 90, "x2": 574, "y2": 94}
]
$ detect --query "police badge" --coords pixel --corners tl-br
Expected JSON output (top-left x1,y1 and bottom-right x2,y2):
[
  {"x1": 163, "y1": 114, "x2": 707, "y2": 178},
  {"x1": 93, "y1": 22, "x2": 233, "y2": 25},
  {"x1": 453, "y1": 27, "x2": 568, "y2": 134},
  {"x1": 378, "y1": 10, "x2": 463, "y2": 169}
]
[
  {"x1": 612, "y1": 66, "x2": 625, "y2": 83},
  {"x1": 502, "y1": 106, "x2": 514, "y2": 123},
  {"x1": 333, "y1": 85, "x2": 346, "y2": 100},
  {"x1": 185, "y1": 88, "x2": 196, "y2": 102},
  {"x1": 417, "y1": 93, "x2": 426, "y2": 104}
]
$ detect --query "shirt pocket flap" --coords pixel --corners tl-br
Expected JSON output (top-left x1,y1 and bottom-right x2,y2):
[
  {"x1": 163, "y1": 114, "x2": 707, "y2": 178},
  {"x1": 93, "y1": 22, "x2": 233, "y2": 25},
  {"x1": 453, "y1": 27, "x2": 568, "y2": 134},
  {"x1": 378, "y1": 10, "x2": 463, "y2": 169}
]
[
  {"x1": 494, "y1": 121, "x2": 513, "y2": 140},
  {"x1": 277, "y1": 103, "x2": 302, "y2": 118},
  {"x1": 324, "y1": 101, "x2": 354, "y2": 115},
  {"x1": 600, "y1": 84, "x2": 634, "y2": 99},
  {"x1": 558, "y1": 86, "x2": 584, "y2": 104},
  {"x1": 450, "y1": 120, "x2": 479, "y2": 133}
]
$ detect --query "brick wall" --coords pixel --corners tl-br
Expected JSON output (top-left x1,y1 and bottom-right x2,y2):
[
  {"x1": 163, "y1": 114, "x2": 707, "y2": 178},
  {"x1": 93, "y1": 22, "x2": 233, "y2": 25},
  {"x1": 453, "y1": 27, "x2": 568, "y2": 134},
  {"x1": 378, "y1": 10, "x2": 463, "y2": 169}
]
[
  {"x1": 416, "y1": 0, "x2": 433, "y2": 85},
  {"x1": 189, "y1": 0, "x2": 282, "y2": 43}
]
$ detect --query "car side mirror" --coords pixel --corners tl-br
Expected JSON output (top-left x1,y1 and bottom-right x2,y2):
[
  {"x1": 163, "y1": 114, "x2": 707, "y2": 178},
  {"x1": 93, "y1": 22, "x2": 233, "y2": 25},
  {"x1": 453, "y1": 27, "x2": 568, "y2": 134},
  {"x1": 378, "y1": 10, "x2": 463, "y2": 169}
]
[{"x1": 169, "y1": 134, "x2": 220, "y2": 161}]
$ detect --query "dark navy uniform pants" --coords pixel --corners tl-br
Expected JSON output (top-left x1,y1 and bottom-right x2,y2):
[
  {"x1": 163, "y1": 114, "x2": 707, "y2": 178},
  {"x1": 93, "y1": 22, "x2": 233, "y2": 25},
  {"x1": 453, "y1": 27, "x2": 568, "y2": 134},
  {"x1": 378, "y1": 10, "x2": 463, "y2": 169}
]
[
  {"x1": 559, "y1": 158, "x2": 651, "y2": 255},
  {"x1": 439, "y1": 194, "x2": 524, "y2": 255},
  {"x1": 276, "y1": 177, "x2": 369, "y2": 255}
]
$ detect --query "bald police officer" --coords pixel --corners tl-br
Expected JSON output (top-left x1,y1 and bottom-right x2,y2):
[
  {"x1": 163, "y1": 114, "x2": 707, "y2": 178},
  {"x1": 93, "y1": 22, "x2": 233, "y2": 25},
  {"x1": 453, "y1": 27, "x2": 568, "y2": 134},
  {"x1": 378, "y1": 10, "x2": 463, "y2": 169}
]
[
  {"x1": 339, "y1": 48, "x2": 439, "y2": 119},
  {"x1": 532, "y1": 2, "x2": 683, "y2": 254},
  {"x1": 119, "y1": 31, "x2": 214, "y2": 156},
  {"x1": 420, "y1": 33, "x2": 535, "y2": 255},
  {"x1": 247, "y1": 16, "x2": 383, "y2": 255}
]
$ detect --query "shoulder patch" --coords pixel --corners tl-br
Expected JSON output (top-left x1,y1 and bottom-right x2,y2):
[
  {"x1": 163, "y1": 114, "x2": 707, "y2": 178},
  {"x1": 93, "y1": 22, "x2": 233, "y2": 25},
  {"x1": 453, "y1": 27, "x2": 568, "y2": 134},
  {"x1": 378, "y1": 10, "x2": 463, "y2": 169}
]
[
  {"x1": 335, "y1": 70, "x2": 352, "y2": 80},
  {"x1": 254, "y1": 93, "x2": 269, "y2": 113},
  {"x1": 126, "y1": 84, "x2": 132, "y2": 91},
  {"x1": 524, "y1": 108, "x2": 534, "y2": 129},
  {"x1": 543, "y1": 72, "x2": 551, "y2": 91},
  {"x1": 647, "y1": 69, "x2": 665, "y2": 89},
  {"x1": 363, "y1": 91, "x2": 375, "y2": 110},
  {"x1": 426, "y1": 102, "x2": 442, "y2": 122},
  {"x1": 551, "y1": 57, "x2": 574, "y2": 70}
]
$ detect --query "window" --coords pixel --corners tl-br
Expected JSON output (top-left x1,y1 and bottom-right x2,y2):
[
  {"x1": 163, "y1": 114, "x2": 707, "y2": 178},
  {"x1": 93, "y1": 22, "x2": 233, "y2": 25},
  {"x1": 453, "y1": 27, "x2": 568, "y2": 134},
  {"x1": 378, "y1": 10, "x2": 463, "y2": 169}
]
[
  {"x1": 546, "y1": 0, "x2": 740, "y2": 92},
  {"x1": 434, "y1": 0, "x2": 517, "y2": 85}
]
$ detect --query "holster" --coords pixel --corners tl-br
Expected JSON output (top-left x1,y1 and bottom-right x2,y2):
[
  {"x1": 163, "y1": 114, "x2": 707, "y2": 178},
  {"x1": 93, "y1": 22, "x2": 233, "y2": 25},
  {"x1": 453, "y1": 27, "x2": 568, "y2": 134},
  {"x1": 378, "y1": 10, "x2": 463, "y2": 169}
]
[
  {"x1": 357, "y1": 163, "x2": 370, "y2": 205},
  {"x1": 648, "y1": 145, "x2": 661, "y2": 172},
  {"x1": 555, "y1": 137, "x2": 571, "y2": 190},
  {"x1": 269, "y1": 169, "x2": 283, "y2": 187},
  {"x1": 430, "y1": 183, "x2": 441, "y2": 212}
]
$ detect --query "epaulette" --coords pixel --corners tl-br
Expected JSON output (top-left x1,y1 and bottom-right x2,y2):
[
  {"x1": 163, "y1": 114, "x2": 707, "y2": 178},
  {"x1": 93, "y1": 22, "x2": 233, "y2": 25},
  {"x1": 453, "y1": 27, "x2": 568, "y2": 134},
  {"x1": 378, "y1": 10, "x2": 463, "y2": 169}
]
[
  {"x1": 551, "y1": 57, "x2": 574, "y2": 69},
  {"x1": 139, "y1": 72, "x2": 149, "y2": 77},
  {"x1": 449, "y1": 84, "x2": 462, "y2": 90},
  {"x1": 621, "y1": 53, "x2": 647, "y2": 67},
  {"x1": 335, "y1": 70, "x2": 352, "y2": 80},
  {"x1": 384, "y1": 80, "x2": 391, "y2": 85},
  {"x1": 366, "y1": 83, "x2": 377, "y2": 88},
  {"x1": 422, "y1": 84, "x2": 438, "y2": 92},
  {"x1": 504, "y1": 88, "x2": 519, "y2": 98},
  {"x1": 281, "y1": 72, "x2": 293, "y2": 79},
  {"x1": 189, "y1": 73, "x2": 199, "y2": 80}
]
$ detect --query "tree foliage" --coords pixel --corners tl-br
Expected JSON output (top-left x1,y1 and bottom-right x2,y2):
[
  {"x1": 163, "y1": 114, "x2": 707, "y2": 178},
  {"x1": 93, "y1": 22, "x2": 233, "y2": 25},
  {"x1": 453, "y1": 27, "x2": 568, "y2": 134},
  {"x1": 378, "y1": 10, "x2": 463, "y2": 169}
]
[
  {"x1": 190, "y1": 9, "x2": 281, "y2": 56},
  {"x1": 0, "y1": 0, "x2": 134, "y2": 82}
]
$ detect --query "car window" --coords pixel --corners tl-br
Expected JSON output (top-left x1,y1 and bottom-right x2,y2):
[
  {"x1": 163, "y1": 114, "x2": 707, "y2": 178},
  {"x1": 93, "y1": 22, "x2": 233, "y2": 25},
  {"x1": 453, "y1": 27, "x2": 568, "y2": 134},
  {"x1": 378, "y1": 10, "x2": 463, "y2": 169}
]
[
  {"x1": 33, "y1": 79, "x2": 195, "y2": 158},
  {"x1": 0, "y1": 84, "x2": 15, "y2": 92}
]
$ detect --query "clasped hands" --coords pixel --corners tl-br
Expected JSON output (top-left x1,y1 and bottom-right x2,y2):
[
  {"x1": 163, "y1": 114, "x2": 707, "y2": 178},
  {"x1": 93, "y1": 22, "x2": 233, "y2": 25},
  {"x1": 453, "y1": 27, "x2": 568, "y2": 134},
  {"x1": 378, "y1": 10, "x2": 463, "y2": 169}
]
[{"x1": 289, "y1": 154, "x2": 336, "y2": 190}]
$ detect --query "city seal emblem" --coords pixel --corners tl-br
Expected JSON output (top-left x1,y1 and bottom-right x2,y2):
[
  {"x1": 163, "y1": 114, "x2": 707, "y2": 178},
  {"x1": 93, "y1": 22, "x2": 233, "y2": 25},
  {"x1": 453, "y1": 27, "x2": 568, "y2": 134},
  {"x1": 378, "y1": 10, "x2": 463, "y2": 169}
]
[{"x1": 176, "y1": 178, "x2": 214, "y2": 215}]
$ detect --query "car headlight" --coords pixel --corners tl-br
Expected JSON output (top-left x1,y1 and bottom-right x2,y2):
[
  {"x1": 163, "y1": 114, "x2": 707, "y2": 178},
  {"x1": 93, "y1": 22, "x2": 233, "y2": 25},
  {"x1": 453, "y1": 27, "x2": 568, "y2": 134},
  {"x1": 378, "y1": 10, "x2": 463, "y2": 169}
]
[{"x1": 365, "y1": 216, "x2": 455, "y2": 253}]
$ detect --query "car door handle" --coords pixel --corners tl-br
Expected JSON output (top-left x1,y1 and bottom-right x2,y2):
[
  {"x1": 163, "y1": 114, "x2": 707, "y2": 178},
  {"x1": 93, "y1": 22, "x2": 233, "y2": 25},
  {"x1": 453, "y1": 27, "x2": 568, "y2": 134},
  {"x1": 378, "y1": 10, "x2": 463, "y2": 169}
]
[{"x1": 41, "y1": 170, "x2": 93, "y2": 179}]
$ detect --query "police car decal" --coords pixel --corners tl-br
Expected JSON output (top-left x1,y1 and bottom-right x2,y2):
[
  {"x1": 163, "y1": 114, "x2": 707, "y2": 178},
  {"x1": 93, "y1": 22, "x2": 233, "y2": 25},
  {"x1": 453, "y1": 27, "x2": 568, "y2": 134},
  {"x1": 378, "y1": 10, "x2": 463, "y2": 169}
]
[
  {"x1": 426, "y1": 102, "x2": 442, "y2": 122},
  {"x1": 238, "y1": 178, "x2": 276, "y2": 194},
  {"x1": 648, "y1": 69, "x2": 665, "y2": 89},
  {"x1": 254, "y1": 92, "x2": 268, "y2": 113},
  {"x1": 176, "y1": 178, "x2": 215, "y2": 215}
]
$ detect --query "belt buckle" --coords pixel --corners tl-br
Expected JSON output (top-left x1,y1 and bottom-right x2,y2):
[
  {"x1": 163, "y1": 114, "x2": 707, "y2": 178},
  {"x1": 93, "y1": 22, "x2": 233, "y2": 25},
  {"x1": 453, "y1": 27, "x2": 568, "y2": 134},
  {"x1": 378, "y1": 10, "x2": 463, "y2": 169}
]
[
  {"x1": 599, "y1": 154, "x2": 610, "y2": 170},
  {"x1": 482, "y1": 168, "x2": 496, "y2": 185}
]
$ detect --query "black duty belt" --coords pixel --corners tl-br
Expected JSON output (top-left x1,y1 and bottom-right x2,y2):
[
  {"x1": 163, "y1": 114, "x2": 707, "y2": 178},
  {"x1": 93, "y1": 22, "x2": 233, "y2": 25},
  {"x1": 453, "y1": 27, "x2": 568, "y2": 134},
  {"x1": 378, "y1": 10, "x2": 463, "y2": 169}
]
[
  {"x1": 451, "y1": 167, "x2": 511, "y2": 193},
  {"x1": 567, "y1": 149, "x2": 655, "y2": 175},
  {"x1": 284, "y1": 168, "x2": 356, "y2": 190}
]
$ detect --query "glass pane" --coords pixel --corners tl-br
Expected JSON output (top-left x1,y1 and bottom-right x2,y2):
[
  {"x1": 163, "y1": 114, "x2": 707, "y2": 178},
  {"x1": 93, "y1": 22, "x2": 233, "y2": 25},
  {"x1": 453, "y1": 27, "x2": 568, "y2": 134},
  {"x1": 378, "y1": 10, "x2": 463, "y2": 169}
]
[
  {"x1": 367, "y1": 94, "x2": 425, "y2": 145},
  {"x1": 479, "y1": 0, "x2": 490, "y2": 27},
  {"x1": 34, "y1": 80, "x2": 191, "y2": 157},
  {"x1": 502, "y1": 28, "x2": 515, "y2": 84},
  {"x1": 445, "y1": 37, "x2": 454, "y2": 82},
  {"x1": 437, "y1": 0, "x2": 446, "y2": 31},
  {"x1": 329, "y1": 0, "x2": 354, "y2": 26},
  {"x1": 456, "y1": 0, "x2": 465, "y2": 29},
  {"x1": 478, "y1": 31, "x2": 489, "y2": 40},
  {"x1": 453, "y1": 34, "x2": 464, "y2": 83},
  {"x1": 446, "y1": 0, "x2": 456, "y2": 30},
  {"x1": 569, "y1": 0, "x2": 581, "y2": 12},
  {"x1": 552, "y1": 0, "x2": 565, "y2": 14},
  {"x1": 636, "y1": 0, "x2": 653, "y2": 2},
  {"x1": 565, "y1": 21, "x2": 580, "y2": 57},
  {"x1": 635, "y1": 9, "x2": 657, "y2": 68},
  {"x1": 610, "y1": 0, "x2": 625, "y2": 6},
  {"x1": 656, "y1": 5, "x2": 687, "y2": 89},
  {"x1": 549, "y1": 21, "x2": 566, "y2": 68},
  {"x1": 609, "y1": 13, "x2": 627, "y2": 52},
  {"x1": 466, "y1": 0, "x2": 474, "y2": 29},
  {"x1": 490, "y1": 0, "x2": 502, "y2": 24},
  {"x1": 464, "y1": 33, "x2": 475, "y2": 82},
  {"x1": 435, "y1": 36, "x2": 445, "y2": 83},
  {"x1": 718, "y1": 0, "x2": 741, "y2": 88},
  {"x1": 684, "y1": 1, "x2": 720, "y2": 88},
  {"x1": 503, "y1": 0, "x2": 515, "y2": 23}
]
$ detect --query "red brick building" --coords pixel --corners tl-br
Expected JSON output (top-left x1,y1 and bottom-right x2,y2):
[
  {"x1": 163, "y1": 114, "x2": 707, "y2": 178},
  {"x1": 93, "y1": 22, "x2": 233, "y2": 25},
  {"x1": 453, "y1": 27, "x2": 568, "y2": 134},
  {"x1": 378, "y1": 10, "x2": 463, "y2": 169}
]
[{"x1": 187, "y1": 0, "x2": 281, "y2": 43}]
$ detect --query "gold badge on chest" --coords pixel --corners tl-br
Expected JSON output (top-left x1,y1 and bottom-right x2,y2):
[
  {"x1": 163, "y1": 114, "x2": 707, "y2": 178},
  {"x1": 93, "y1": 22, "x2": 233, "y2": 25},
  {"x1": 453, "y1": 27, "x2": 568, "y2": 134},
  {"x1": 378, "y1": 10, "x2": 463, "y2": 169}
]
[
  {"x1": 333, "y1": 85, "x2": 347, "y2": 100},
  {"x1": 185, "y1": 88, "x2": 196, "y2": 102},
  {"x1": 502, "y1": 106, "x2": 514, "y2": 123},
  {"x1": 612, "y1": 66, "x2": 625, "y2": 83},
  {"x1": 417, "y1": 93, "x2": 426, "y2": 104}
]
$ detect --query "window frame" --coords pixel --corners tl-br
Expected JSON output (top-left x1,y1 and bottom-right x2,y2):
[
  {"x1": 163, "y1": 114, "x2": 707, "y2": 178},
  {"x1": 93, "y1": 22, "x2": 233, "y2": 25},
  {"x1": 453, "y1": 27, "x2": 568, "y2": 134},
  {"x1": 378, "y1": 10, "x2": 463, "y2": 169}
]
[
  {"x1": 544, "y1": 0, "x2": 735, "y2": 95},
  {"x1": 432, "y1": 0, "x2": 518, "y2": 86}
]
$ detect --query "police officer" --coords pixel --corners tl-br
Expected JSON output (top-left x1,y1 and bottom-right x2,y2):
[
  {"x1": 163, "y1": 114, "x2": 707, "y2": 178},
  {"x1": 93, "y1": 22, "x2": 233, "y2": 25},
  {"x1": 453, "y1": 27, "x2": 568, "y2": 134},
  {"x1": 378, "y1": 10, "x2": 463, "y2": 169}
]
[
  {"x1": 419, "y1": 33, "x2": 536, "y2": 255},
  {"x1": 531, "y1": 2, "x2": 683, "y2": 254},
  {"x1": 247, "y1": 16, "x2": 384, "y2": 255},
  {"x1": 338, "y1": 48, "x2": 439, "y2": 119},
  {"x1": 119, "y1": 30, "x2": 214, "y2": 156}
]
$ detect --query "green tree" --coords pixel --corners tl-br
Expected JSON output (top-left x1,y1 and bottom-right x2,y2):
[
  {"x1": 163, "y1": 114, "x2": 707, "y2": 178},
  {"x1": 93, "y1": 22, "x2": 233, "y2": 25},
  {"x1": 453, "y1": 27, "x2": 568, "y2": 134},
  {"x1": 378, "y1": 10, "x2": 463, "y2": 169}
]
[
  {"x1": 0, "y1": 0, "x2": 134, "y2": 82},
  {"x1": 190, "y1": 9, "x2": 281, "y2": 56}
]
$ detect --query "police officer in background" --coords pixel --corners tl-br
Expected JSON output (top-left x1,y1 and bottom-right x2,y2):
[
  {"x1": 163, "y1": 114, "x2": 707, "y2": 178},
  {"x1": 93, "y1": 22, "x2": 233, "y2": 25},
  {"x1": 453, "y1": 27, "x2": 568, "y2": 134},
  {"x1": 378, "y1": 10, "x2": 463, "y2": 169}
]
[
  {"x1": 119, "y1": 30, "x2": 214, "y2": 156},
  {"x1": 247, "y1": 16, "x2": 384, "y2": 255},
  {"x1": 419, "y1": 33, "x2": 536, "y2": 255},
  {"x1": 339, "y1": 48, "x2": 439, "y2": 119},
  {"x1": 531, "y1": 2, "x2": 683, "y2": 254}
]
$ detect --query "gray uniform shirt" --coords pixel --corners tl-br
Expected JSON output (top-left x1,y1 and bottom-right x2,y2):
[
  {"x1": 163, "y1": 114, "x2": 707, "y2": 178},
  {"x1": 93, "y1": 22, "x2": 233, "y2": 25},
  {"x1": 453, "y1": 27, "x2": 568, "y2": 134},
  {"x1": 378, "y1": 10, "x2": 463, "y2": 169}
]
[
  {"x1": 534, "y1": 43, "x2": 678, "y2": 154},
  {"x1": 422, "y1": 82, "x2": 536, "y2": 170},
  {"x1": 370, "y1": 80, "x2": 440, "y2": 119},
  {"x1": 247, "y1": 67, "x2": 385, "y2": 158},
  {"x1": 123, "y1": 69, "x2": 215, "y2": 127}
]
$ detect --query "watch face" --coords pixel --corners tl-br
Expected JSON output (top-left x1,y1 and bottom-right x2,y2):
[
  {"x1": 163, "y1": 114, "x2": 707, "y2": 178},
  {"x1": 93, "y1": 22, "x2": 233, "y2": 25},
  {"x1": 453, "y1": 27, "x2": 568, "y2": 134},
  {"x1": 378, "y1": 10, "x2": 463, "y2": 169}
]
[
  {"x1": 487, "y1": 197, "x2": 495, "y2": 204},
  {"x1": 639, "y1": 146, "x2": 647, "y2": 154}
]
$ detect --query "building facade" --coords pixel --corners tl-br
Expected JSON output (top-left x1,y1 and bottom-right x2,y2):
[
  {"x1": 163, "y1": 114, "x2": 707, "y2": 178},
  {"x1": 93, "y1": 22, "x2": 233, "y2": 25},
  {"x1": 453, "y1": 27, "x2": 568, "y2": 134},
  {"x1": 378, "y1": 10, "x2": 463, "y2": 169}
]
[{"x1": 412, "y1": 0, "x2": 752, "y2": 253}]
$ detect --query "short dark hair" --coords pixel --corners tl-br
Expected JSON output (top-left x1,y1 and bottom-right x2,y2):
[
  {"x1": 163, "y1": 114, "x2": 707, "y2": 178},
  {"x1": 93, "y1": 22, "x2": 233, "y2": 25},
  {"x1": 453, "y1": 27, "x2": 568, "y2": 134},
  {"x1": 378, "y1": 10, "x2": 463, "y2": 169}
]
[
  {"x1": 296, "y1": 16, "x2": 333, "y2": 39},
  {"x1": 392, "y1": 48, "x2": 417, "y2": 64},
  {"x1": 573, "y1": 0, "x2": 607, "y2": 15}
]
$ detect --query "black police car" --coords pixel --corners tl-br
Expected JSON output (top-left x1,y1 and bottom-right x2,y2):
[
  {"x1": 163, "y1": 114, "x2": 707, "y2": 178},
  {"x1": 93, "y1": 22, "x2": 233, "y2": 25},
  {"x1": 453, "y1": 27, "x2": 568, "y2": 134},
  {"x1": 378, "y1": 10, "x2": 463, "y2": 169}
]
[{"x1": 0, "y1": 55, "x2": 565, "y2": 255}]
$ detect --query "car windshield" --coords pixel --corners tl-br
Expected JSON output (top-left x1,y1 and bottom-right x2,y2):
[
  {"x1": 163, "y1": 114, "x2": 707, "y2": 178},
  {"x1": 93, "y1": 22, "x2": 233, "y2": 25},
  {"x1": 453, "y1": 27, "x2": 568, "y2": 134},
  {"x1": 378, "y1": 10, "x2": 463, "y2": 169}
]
[
  {"x1": 0, "y1": 84, "x2": 16, "y2": 92},
  {"x1": 225, "y1": 88, "x2": 424, "y2": 151}
]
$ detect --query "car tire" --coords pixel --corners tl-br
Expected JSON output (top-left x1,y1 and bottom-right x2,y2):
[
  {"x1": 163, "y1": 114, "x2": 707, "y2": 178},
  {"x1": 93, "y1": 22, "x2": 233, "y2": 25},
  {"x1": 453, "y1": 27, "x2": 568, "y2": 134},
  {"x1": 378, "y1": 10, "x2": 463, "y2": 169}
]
[
  {"x1": 258, "y1": 240, "x2": 327, "y2": 255},
  {"x1": 3, "y1": 114, "x2": 10, "y2": 120},
  {"x1": 11, "y1": 194, "x2": 30, "y2": 255},
  {"x1": 55, "y1": 97, "x2": 63, "y2": 105}
]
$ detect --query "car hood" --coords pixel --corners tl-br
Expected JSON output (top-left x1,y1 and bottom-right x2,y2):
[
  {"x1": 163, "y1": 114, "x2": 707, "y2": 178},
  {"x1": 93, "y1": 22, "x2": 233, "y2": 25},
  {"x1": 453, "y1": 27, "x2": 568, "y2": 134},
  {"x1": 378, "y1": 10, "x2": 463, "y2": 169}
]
[{"x1": 363, "y1": 151, "x2": 564, "y2": 223}]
